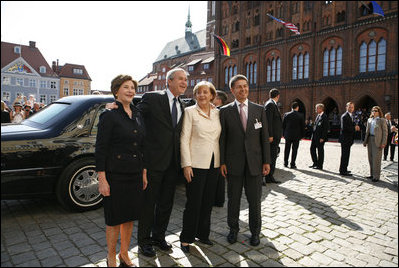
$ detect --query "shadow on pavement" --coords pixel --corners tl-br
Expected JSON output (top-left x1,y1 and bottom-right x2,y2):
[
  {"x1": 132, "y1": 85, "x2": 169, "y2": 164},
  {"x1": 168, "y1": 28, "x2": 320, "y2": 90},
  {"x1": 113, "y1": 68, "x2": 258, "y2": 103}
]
[{"x1": 269, "y1": 168, "x2": 363, "y2": 231}]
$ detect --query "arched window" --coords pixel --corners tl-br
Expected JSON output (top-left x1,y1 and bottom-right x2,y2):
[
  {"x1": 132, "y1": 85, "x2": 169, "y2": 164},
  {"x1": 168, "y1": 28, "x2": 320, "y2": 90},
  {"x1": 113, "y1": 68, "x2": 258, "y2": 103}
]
[
  {"x1": 304, "y1": 53, "x2": 309, "y2": 79},
  {"x1": 276, "y1": 58, "x2": 281, "y2": 81},
  {"x1": 225, "y1": 67, "x2": 228, "y2": 85},
  {"x1": 377, "y1": 38, "x2": 386, "y2": 71},
  {"x1": 359, "y1": 42, "x2": 367, "y2": 73},
  {"x1": 233, "y1": 65, "x2": 237, "y2": 76},
  {"x1": 254, "y1": 62, "x2": 257, "y2": 85},
  {"x1": 271, "y1": 58, "x2": 276, "y2": 82},
  {"x1": 359, "y1": 38, "x2": 387, "y2": 73},
  {"x1": 229, "y1": 66, "x2": 233, "y2": 82},
  {"x1": 250, "y1": 63, "x2": 253, "y2": 84},
  {"x1": 329, "y1": 48, "x2": 336, "y2": 76},
  {"x1": 292, "y1": 55, "x2": 297, "y2": 80},
  {"x1": 267, "y1": 60, "x2": 271, "y2": 82},
  {"x1": 246, "y1": 63, "x2": 250, "y2": 80},
  {"x1": 323, "y1": 49, "x2": 329, "y2": 77},
  {"x1": 298, "y1": 53, "x2": 303, "y2": 79},
  {"x1": 368, "y1": 40, "x2": 376, "y2": 72},
  {"x1": 337, "y1": 47, "x2": 342, "y2": 75}
]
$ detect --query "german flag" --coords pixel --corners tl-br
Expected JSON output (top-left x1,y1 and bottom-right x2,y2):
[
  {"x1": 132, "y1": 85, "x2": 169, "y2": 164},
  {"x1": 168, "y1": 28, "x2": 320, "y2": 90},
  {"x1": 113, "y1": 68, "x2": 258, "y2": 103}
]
[{"x1": 213, "y1": 34, "x2": 230, "y2": 57}]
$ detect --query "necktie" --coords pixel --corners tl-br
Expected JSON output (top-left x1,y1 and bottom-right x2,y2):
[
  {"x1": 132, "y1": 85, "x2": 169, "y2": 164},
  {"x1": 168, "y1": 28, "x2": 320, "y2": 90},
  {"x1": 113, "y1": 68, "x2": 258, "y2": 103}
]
[
  {"x1": 172, "y1": 97, "x2": 177, "y2": 127},
  {"x1": 240, "y1": 103, "x2": 247, "y2": 132}
]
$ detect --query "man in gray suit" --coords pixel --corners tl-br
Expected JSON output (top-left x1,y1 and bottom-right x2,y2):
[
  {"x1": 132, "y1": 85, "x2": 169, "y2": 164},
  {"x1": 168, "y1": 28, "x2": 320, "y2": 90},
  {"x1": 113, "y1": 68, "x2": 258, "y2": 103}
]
[{"x1": 219, "y1": 74, "x2": 270, "y2": 247}]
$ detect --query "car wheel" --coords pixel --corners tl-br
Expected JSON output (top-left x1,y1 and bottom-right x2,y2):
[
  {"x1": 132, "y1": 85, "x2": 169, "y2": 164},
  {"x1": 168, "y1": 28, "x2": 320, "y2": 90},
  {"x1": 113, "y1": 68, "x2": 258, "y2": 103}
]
[{"x1": 56, "y1": 158, "x2": 102, "y2": 212}]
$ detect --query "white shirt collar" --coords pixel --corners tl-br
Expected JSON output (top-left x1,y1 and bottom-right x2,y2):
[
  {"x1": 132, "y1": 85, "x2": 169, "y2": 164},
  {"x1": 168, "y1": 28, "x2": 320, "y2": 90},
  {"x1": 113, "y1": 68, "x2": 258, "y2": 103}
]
[
  {"x1": 235, "y1": 99, "x2": 248, "y2": 107},
  {"x1": 166, "y1": 88, "x2": 178, "y2": 101}
]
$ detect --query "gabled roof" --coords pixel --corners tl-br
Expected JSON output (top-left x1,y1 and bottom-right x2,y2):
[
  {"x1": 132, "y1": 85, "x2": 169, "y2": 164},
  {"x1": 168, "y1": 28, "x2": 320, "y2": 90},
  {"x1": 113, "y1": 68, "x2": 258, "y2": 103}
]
[
  {"x1": 57, "y1": 63, "x2": 92, "y2": 81},
  {"x1": 201, "y1": 56, "x2": 214, "y2": 64},
  {"x1": 186, "y1": 58, "x2": 202, "y2": 66},
  {"x1": 1, "y1": 41, "x2": 58, "y2": 78},
  {"x1": 139, "y1": 75, "x2": 157, "y2": 86},
  {"x1": 154, "y1": 29, "x2": 206, "y2": 62}
]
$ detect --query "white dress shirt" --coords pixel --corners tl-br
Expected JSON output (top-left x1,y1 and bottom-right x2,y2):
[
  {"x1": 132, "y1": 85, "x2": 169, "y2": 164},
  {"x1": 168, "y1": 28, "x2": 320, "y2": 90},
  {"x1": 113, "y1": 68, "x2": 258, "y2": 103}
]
[{"x1": 166, "y1": 88, "x2": 182, "y2": 123}]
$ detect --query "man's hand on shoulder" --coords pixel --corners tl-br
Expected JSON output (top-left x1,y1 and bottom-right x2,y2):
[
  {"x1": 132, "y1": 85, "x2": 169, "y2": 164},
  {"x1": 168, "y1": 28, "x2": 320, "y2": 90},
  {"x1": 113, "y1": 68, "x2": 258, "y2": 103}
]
[{"x1": 105, "y1": 102, "x2": 117, "y2": 110}]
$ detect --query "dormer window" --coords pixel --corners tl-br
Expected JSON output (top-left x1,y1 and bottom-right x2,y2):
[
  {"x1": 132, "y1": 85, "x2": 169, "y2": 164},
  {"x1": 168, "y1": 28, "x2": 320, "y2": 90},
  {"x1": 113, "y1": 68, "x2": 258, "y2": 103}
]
[
  {"x1": 14, "y1": 46, "x2": 21, "y2": 54},
  {"x1": 40, "y1": 66, "x2": 46, "y2": 73},
  {"x1": 73, "y1": 68, "x2": 83, "y2": 75}
]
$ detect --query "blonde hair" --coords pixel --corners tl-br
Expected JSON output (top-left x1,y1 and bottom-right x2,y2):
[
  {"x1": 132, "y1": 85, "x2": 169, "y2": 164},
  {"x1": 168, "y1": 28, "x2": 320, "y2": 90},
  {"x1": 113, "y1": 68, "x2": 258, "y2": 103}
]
[
  {"x1": 193, "y1": 81, "x2": 217, "y2": 102},
  {"x1": 370, "y1": 106, "x2": 384, "y2": 118}
]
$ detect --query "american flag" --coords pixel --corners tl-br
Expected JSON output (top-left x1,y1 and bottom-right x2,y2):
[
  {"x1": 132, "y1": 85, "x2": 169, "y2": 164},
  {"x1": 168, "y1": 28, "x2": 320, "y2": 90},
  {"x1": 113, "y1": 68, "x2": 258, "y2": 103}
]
[{"x1": 266, "y1": 13, "x2": 300, "y2": 35}]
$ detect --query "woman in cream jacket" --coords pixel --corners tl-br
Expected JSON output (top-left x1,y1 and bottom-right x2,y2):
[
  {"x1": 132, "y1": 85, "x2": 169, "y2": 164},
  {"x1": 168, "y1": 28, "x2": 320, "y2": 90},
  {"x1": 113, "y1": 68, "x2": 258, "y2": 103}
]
[
  {"x1": 363, "y1": 106, "x2": 387, "y2": 182},
  {"x1": 179, "y1": 81, "x2": 221, "y2": 253}
]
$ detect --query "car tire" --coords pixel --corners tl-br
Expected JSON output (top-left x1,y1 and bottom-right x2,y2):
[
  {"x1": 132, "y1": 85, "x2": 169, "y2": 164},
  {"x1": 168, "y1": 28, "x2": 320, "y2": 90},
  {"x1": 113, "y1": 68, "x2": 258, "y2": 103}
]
[{"x1": 56, "y1": 158, "x2": 102, "y2": 212}]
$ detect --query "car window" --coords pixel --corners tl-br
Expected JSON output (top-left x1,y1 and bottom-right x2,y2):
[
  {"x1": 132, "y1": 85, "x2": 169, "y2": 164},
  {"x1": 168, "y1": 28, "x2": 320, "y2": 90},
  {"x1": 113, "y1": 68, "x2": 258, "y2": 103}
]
[
  {"x1": 91, "y1": 104, "x2": 107, "y2": 137},
  {"x1": 26, "y1": 103, "x2": 70, "y2": 125}
]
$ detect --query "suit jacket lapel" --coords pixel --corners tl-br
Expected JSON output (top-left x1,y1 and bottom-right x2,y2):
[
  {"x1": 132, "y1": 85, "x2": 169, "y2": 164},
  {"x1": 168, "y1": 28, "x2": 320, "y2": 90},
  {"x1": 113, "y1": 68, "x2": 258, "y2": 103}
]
[
  {"x1": 161, "y1": 91, "x2": 173, "y2": 126},
  {"x1": 247, "y1": 102, "x2": 256, "y2": 133},
  {"x1": 176, "y1": 98, "x2": 185, "y2": 127}
]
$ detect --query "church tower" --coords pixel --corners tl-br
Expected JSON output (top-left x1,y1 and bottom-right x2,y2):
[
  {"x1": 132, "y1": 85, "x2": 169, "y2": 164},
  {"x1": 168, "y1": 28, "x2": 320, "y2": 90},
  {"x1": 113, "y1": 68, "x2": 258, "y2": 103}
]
[{"x1": 185, "y1": 6, "x2": 192, "y2": 38}]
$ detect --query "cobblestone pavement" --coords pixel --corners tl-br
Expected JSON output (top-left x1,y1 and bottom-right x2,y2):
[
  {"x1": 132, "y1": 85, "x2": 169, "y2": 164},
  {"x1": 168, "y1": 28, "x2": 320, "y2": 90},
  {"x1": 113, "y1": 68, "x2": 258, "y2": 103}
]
[{"x1": 1, "y1": 140, "x2": 398, "y2": 267}]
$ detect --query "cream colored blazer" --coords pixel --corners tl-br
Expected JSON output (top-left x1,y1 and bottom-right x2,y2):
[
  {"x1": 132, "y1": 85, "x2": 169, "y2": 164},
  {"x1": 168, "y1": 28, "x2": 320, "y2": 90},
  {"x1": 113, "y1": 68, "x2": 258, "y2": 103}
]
[
  {"x1": 364, "y1": 117, "x2": 388, "y2": 147},
  {"x1": 180, "y1": 104, "x2": 221, "y2": 169}
]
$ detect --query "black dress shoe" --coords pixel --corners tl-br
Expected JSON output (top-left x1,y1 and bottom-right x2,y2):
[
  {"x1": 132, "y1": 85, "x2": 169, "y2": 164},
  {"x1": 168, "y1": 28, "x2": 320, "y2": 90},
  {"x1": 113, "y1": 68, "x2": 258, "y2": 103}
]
[
  {"x1": 313, "y1": 166, "x2": 323, "y2": 170},
  {"x1": 372, "y1": 177, "x2": 379, "y2": 182},
  {"x1": 250, "y1": 235, "x2": 260, "y2": 246},
  {"x1": 309, "y1": 164, "x2": 317, "y2": 168},
  {"x1": 152, "y1": 240, "x2": 172, "y2": 251},
  {"x1": 139, "y1": 244, "x2": 156, "y2": 257},
  {"x1": 340, "y1": 172, "x2": 352, "y2": 176},
  {"x1": 365, "y1": 175, "x2": 373, "y2": 179},
  {"x1": 197, "y1": 238, "x2": 214, "y2": 246},
  {"x1": 290, "y1": 165, "x2": 297, "y2": 169},
  {"x1": 227, "y1": 231, "x2": 237, "y2": 244},
  {"x1": 180, "y1": 243, "x2": 190, "y2": 253},
  {"x1": 284, "y1": 163, "x2": 288, "y2": 167},
  {"x1": 266, "y1": 176, "x2": 281, "y2": 184}
]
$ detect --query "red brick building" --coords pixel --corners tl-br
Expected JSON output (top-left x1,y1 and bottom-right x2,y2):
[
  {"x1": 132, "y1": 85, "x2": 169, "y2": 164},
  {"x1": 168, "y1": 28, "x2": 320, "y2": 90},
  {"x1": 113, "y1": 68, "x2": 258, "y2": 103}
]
[{"x1": 213, "y1": 1, "x2": 398, "y2": 121}]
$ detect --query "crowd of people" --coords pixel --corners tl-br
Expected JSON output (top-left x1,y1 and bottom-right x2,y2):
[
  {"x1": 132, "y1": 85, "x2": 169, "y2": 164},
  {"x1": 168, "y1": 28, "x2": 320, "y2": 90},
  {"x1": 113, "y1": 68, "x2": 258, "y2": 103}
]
[
  {"x1": 1, "y1": 94, "x2": 44, "y2": 123},
  {"x1": 1, "y1": 69, "x2": 396, "y2": 267},
  {"x1": 93, "y1": 69, "x2": 397, "y2": 267}
]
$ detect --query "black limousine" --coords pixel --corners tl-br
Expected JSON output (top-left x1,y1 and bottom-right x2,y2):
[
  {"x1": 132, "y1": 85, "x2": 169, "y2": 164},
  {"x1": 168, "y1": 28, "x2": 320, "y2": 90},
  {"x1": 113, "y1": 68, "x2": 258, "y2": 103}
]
[{"x1": 1, "y1": 95, "x2": 136, "y2": 211}]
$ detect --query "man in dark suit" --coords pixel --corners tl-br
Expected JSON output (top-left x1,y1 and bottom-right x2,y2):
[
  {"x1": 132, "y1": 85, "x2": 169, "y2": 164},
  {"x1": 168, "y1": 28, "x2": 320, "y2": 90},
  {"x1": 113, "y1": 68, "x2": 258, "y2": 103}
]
[
  {"x1": 282, "y1": 102, "x2": 305, "y2": 169},
  {"x1": 384, "y1": 112, "x2": 398, "y2": 161},
  {"x1": 264, "y1": 88, "x2": 282, "y2": 184},
  {"x1": 219, "y1": 74, "x2": 270, "y2": 247},
  {"x1": 136, "y1": 68, "x2": 188, "y2": 257},
  {"x1": 339, "y1": 102, "x2": 360, "y2": 176},
  {"x1": 213, "y1": 90, "x2": 229, "y2": 208},
  {"x1": 310, "y1": 103, "x2": 329, "y2": 170}
]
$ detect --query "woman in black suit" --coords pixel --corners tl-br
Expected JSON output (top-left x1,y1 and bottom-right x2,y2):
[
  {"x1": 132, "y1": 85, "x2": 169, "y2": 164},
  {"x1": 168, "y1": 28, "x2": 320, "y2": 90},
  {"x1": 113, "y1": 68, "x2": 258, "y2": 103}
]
[{"x1": 95, "y1": 74, "x2": 146, "y2": 267}]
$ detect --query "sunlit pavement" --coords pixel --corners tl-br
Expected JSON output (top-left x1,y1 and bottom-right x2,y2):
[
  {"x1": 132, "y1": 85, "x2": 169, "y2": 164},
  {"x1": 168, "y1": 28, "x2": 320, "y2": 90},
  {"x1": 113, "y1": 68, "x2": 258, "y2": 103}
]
[{"x1": 1, "y1": 140, "x2": 398, "y2": 267}]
